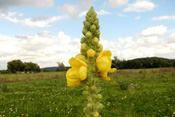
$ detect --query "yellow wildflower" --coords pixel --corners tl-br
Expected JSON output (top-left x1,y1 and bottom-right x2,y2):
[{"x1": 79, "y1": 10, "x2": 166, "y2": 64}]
[
  {"x1": 66, "y1": 57, "x2": 87, "y2": 87},
  {"x1": 75, "y1": 54, "x2": 88, "y2": 63},
  {"x1": 96, "y1": 50, "x2": 116, "y2": 81},
  {"x1": 87, "y1": 49, "x2": 95, "y2": 58}
]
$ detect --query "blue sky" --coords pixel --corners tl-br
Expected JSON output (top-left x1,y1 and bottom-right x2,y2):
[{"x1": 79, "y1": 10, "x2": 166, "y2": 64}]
[{"x1": 0, "y1": 0, "x2": 175, "y2": 70}]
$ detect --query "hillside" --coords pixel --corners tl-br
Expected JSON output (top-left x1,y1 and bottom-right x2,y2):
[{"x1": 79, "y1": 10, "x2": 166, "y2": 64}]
[{"x1": 132, "y1": 57, "x2": 175, "y2": 63}]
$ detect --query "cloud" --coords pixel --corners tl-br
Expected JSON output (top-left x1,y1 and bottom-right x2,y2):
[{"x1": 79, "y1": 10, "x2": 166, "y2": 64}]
[
  {"x1": 79, "y1": 10, "x2": 111, "y2": 18},
  {"x1": 0, "y1": 31, "x2": 80, "y2": 69},
  {"x1": 140, "y1": 25, "x2": 167, "y2": 36},
  {"x1": 0, "y1": 12, "x2": 66, "y2": 27},
  {"x1": 116, "y1": 13, "x2": 127, "y2": 17},
  {"x1": 57, "y1": 4, "x2": 80, "y2": 20},
  {"x1": 0, "y1": 0, "x2": 54, "y2": 9},
  {"x1": 152, "y1": 15, "x2": 175, "y2": 20},
  {"x1": 57, "y1": 0, "x2": 95, "y2": 20},
  {"x1": 106, "y1": 0, "x2": 129, "y2": 8},
  {"x1": 124, "y1": 0, "x2": 155, "y2": 12}
]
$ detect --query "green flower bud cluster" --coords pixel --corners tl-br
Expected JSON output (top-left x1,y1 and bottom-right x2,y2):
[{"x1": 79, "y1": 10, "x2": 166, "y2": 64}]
[
  {"x1": 81, "y1": 6, "x2": 103, "y2": 117},
  {"x1": 80, "y1": 7, "x2": 102, "y2": 57}
]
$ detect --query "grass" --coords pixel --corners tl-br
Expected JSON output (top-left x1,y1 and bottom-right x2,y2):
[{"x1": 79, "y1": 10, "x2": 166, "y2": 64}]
[{"x1": 0, "y1": 68, "x2": 175, "y2": 116}]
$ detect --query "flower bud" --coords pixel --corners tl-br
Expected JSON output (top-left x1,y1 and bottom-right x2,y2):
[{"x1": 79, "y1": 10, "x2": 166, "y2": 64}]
[
  {"x1": 87, "y1": 49, "x2": 95, "y2": 58},
  {"x1": 93, "y1": 37, "x2": 98, "y2": 44},
  {"x1": 93, "y1": 112, "x2": 99, "y2": 117},
  {"x1": 94, "y1": 19, "x2": 99, "y2": 25},
  {"x1": 90, "y1": 24, "x2": 96, "y2": 32},
  {"x1": 87, "y1": 103, "x2": 93, "y2": 109},
  {"x1": 95, "y1": 30, "x2": 100, "y2": 36},
  {"x1": 82, "y1": 91, "x2": 89, "y2": 96},
  {"x1": 91, "y1": 86, "x2": 96, "y2": 91},
  {"x1": 82, "y1": 28, "x2": 87, "y2": 35},
  {"x1": 96, "y1": 24, "x2": 100, "y2": 29},
  {"x1": 98, "y1": 44, "x2": 103, "y2": 51},
  {"x1": 97, "y1": 103, "x2": 103, "y2": 110},
  {"x1": 83, "y1": 107, "x2": 89, "y2": 113},
  {"x1": 81, "y1": 43, "x2": 86, "y2": 50},
  {"x1": 87, "y1": 97, "x2": 93, "y2": 102},
  {"x1": 86, "y1": 32, "x2": 92, "y2": 39},
  {"x1": 81, "y1": 37, "x2": 86, "y2": 43},
  {"x1": 86, "y1": 15, "x2": 90, "y2": 21},
  {"x1": 89, "y1": 18, "x2": 94, "y2": 24},
  {"x1": 96, "y1": 94, "x2": 102, "y2": 100},
  {"x1": 84, "y1": 21, "x2": 90, "y2": 29}
]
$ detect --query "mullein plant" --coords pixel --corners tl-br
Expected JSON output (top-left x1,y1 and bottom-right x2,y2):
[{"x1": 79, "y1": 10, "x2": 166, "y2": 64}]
[{"x1": 66, "y1": 7, "x2": 116, "y2": 117}]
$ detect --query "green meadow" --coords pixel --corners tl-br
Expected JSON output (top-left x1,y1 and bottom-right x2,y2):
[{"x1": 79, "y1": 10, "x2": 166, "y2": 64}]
[{"x1": 0, "y1": 68, "x2": 175, "y2": 116}]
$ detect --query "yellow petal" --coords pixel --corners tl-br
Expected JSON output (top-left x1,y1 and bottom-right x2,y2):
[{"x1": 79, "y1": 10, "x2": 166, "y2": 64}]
[
  {"x1": 100, "y1": 72, "x2": 110, "y2": 81},
  {"x1": 97, "y1": 50, "x2": 111, "y2": 60},
  {"x1": 66, "y1": 68, "x2": 78, "y2": 79},
  {"x1": 67, "y1": 77, "x2": 81, "y2": 87},
  {"x1": 69, "y1": 57, "x2": 87, "y2": 68},
  {"x1": 87, "y1": 49, "x2": 95, "y2": 58},
  {"x1": 108, "y1": 68, "x2": 116, "y2": 73},
  {"x1": 100, "y1": 77, "x2": 110, "y2": 81},
  {"x1": 79, "y1": 66, "x2": 87, "y2": 80},
  {"x1": 75, "y1": 54, "x2": 88, "y2": 63},
  {"x1": 96, "y1": 57, "x2": 111, "y2": 72},
  {"x1": 100, "y1": 71, "x2": 107, "y2": 78}
]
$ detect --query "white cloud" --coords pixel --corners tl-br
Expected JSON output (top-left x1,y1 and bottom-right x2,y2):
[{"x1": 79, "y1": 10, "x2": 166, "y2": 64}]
[
  {"x1": 0, "y1": 12, "x2": 66, "y2": 27},
  {"x1": 116, "y1": 13, "x2": 127, "y2": 17},
  {"x1": 141, "y1": 25, "x2": 167, "y2": 36},
  {"x1": 0, "y1": 31, "x2": 80, "y2": 69},
  {"x1": 124, "y1": 0, "x2": 155, "y2": 12},
  {"x1": 57, "y1": 4, "x2": 80, "y2": 20},
  {"x1": 152, "y1": 15, "x2": 175, "y2": 20},
  {"x1": 0, "y1": 0, "x2": 54, "y2": 9},
  {"x1": 97, "y1": 10, "x2": 111, "y2": 15},
  {"x1": 79, "y1": 10, "x2": 111, "y2": 18},
  {"x1": 57, "y1": 0, "x2": 95, "y2": 20},
  {"x1": 107, "y1": 0, "x2": 129, "y2": 8}
]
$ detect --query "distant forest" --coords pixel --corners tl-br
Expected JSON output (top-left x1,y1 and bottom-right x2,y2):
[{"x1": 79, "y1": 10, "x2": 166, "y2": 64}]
[
  {"x1": 1, "y1": 57, "x2": 175, "y2": 74},
  {"x1": 112, "y1": 57, "x2": 175, "y2": 69}
]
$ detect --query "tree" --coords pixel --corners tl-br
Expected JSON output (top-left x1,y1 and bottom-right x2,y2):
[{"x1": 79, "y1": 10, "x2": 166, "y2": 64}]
[
  {"x1": 7, "y1": 59, "x2": 24, "y2": 73},
  {"x1": 57, "y1": 62, "x2": 66, "y2": 71},
  {"x1": 143, "y1": 61, "x2": 152, "y2": 68},
  {"x1": 24, "y1": 62, "x2": 40, "y2": 73}
]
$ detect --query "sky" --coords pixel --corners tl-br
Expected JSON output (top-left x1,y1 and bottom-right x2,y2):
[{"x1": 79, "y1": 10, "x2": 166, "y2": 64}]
[{"x1": 0, "y1": 0, "x2": 175, "y2": 70}]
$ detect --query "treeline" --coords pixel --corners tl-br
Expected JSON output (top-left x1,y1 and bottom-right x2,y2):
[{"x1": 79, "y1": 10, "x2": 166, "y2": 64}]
[
  {"x1": 112, "y1": 57, "x2": 175, "y2": 69},
  {"x1": 0, "y1": 59, "x2": 40, "y2": 74}
]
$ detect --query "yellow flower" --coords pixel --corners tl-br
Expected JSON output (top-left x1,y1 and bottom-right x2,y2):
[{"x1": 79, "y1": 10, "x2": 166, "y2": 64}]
[
  {"x1": 75, "y1": 54, "x2": 88, "y2": 63},
  {"x1": 96, "y1": 50, "x2": 116, "y2": 81},
  {"x1": 98, "y1": 44, "x2": 103, "y2": 51},
  {"x1": 87, "y1": 49, "x2": 95, "y2": 58},
  {"x1": 66, "y1": 57, "x2": 87, "y2": 87}
]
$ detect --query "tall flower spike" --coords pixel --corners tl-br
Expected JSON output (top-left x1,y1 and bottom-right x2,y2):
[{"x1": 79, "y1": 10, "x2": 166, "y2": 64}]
[{"x1": 66, "y1": 6, "x2": 116, "y2": 116}]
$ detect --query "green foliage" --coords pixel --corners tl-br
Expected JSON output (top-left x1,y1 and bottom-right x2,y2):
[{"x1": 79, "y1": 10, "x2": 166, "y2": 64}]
[
  {"x1": 0, "y1": 69, "x2": 175, "y2": 116},
  {"x1": 57, "y1": 62, "x2": 66, "y2": 71},
  {"x1": 118, "y1": 81, "x2": 129, "y2": 90},
  {"x1": 7, "y1": 59, "x2": 24, "y2": 73},
  {"x1": 7, "y1": 59, "x2": 40, "y2": 73},
  {"x1": 112, "y1": 57, "x2": 173, "y2": 69}
]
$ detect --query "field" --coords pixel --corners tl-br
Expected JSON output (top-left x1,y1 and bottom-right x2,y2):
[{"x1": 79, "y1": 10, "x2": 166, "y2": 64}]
[{"x1": 0, "y1": 68, "x2": 175, "y2": 117}]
